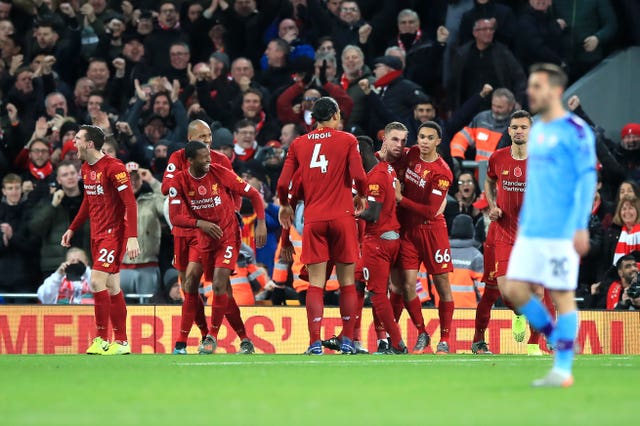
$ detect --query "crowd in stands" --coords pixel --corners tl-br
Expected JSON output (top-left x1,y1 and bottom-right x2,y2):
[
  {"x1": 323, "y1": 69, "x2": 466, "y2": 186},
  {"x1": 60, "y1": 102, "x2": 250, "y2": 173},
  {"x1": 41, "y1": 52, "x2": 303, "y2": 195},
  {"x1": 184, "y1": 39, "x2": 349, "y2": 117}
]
[{"x1": 0, "y1": 0, "x2": 638, "y2": 309}]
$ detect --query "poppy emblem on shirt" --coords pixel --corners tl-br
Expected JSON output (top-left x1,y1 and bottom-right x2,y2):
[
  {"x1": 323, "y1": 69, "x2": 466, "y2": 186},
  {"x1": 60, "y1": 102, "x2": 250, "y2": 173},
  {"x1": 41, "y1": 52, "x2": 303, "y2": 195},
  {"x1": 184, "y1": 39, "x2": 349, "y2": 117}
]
[
  {"x1": 90, "y1": 171, "x2": 97, "y2": 181},
  {"x1": 414, "y1": 163, "x2": 421, "y2": 173},
  {"x1": 514, "y1": 167, "x2": 522, "y2": 178},
  {"x1": 198, "y1": 185, "x2": 207, "y2": 196}
]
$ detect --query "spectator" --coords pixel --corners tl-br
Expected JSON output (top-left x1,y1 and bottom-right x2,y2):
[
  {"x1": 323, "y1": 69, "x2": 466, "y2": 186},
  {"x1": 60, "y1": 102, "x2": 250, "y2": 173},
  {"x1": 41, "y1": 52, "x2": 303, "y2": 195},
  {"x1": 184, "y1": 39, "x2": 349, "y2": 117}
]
[
  {"x1": 360, "y1": 55, "x2": 426, "y2": 138},
  {"x1": 211, "y1": 127, "x2": 235, "y2": 161},
  {"x1": 233, "y1": 88, "x2": 280, "y2": 145},
  {"x1": 233, "y1": 119, "x2": 260, "y2": 165},
  {"x1": 70, "y1": 77, "x2": 96, "y2": 119},
  {"x1": 515, "y1": 0, "x2": 565, "y2": 69},
  {"x1": 606, "y1": 255, "x2": 640, "y2": 310},
  {"x1": 144, "y1": 1, "x2": 189, "y2": 75},
  {"x1": 552, "y1": 0, "x2": 618, "y2": 80},
  {"x1": 612, "y1": 196, "x2": 640, "y2": 265},
  {"x1": 0, "y1": 173, "x2": 39, "y2": 294},
  {"x1": 94, "y1": 15, "x2": 126, "y2": 64},
  {"x1": 44, "y1": 91, "x2": 69, "y2": 120},
  {"x1": 599, "y1": 185, "x2": 640, "y2": 279},
  {"x1": 257, "y1": 38, "x2": 292, "y2": 92},
  {"x1": 279, "y1": 122, "x2": 305, "y2": 148},
  {"x1": 6, "y1": 65, "x2": 51, "y2": 135},
  {"x1": 119, "y1": 162, "x2": 166, "y2": 300},
  {"x1": 339, "y1": 45, "x2": 373, "y2": 129},
  {"x1": 253, "y1": 140, "x2": 286, "y2": 204},
  {"x1": 29, "y1": 160, "x2": 91, "y2": 277},
  {"x1": 166, "y1": 41, "x2": 191, "y2": 87},
  {"x1": 276, "y1": 65, "x2": 353, "y2": 133},
  {"x1": 450, "y1": 88, "x2": 515, "y2": 162},
  {"x1": 267, "y1": 18, "x2": 314, "y2": 67},
  {"x1": 612, "y1": 123, "x2": 640, "y2": 182},
  {"x1": 445, "y1": 171, "x2": 482, "y2": 230},
  {"x1": 27, "y1": 18, "x2": 81, "y2": 86},
  {"x1": 578, "y1": 189, "x2": 605, "y2": 296},
  {"x1": 16, "y1": 132, "x2": 56, "y2": 207},
  {"x1": 449, "y1": 19, "x2": 526, "y2": 109},
  {"x1": 392, "y1": 9, "x2": 449, "y2": 95},
  {"x1": 150, "y1": 268, "x2": 183, "y2": 305},
  {"x1": 458, "y1": 0, "x2": 515, "y2": 47},
  {"x1": 313, "y1": 52, "x2": 338, "y2": 85},
  {"x1": 447, "y1": 214, "x2": 484, "y2": 308},
  {"x1": 37, "y1": 247, "x2": 92, "y2": 304}
]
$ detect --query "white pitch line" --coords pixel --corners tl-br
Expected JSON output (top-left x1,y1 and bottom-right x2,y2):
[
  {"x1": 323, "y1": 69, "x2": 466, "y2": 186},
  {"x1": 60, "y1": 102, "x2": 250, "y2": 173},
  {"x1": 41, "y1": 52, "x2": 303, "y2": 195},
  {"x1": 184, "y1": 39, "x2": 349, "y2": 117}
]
[{"x1": 174, "y1": 358, "x2": 540, "y2": 367}]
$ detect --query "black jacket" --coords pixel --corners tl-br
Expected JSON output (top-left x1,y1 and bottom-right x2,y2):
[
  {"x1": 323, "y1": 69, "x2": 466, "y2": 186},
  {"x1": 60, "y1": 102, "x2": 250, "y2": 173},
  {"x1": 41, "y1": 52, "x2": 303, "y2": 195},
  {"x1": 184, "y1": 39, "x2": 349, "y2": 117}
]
[{"x1": 515, "y1": 5, "x2": 565, "y2": 69}]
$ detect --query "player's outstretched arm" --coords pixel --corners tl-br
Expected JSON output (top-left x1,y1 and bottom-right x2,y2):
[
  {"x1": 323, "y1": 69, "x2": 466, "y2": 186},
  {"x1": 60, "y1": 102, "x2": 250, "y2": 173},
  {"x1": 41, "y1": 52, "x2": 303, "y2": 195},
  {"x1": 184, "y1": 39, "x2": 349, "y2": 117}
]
[{"x1": 67, "y1": 195, "x2": 89, "y2": 236}]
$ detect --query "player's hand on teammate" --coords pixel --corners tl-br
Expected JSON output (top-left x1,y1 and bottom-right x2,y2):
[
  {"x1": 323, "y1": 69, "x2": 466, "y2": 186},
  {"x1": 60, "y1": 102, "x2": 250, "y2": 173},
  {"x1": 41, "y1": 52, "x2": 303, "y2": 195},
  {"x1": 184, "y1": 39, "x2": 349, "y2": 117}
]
[
  {"x1": 489, "y1": 207, "x2": 503, "y2": 221},
  {"x1": 573, "y1": 229, "x2": 590, "y2": 257},
  {"x1": 280, "y1": 244, "x2": 294, "y2": 263},
  {"x1": 394, "y1": 178, "x2": 403, "y2": 202},
  {"x1": 353, "y1": 194, "x2": 366, "y2": 215},
  {"x1": 126, "y1": 237, "x2": 140, "y2": 259},
  {"x1": 197, "y1": 220, "x2": 224, "y2": 239},
  {"x1": 278, "y1": 205, "x2": 294, "y2": 229},
  {"x1": 255, "y1": 219, "x2": 267, "y2": 248},
  {"x1": 60, "y1": 229, "x2": 74, "y2": 247}
]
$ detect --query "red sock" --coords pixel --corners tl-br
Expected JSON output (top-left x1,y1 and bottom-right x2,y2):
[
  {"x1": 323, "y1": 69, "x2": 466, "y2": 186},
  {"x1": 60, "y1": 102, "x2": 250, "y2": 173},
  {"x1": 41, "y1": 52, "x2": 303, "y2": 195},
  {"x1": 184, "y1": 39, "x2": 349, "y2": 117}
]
[
  {"x1": 390, "y1": 291, "x2": 404, "y2": 322},
  {"x1": 438, "y1": 300, "x2": 454, "y2": 341},
  {"x1": 372, "y1": 304, "x2": 387, "y2": 340},
  {"x1": 225, "y1": 296, "x2": 247, "y2": 340},
  {"x1": 528, "y1": 325, "x2": 540, "y2": 344},
  {"x1": 306, "y1": 286, "x2": 324, "y2": 344},
  {"x1": 473, "y1": 287, "x2": 501, "y2": 343},
  {"x1": 339, "y1": 285, "x2": 357, "y2": 340},
  {"x1": 372, "y1": 293, "x2": 403, "y2": 348},
  {"x1": 404, "y1": 297, "x2": 426, "y2": 334},
  {"x1": 209, "y1": 293, "x2": 228, "y2": 338},
  {"x1": 542, "y1": 290, "x2": 556, "y2": 321},
  {"x1": 353, "y1": 287, "x2": 365, "y2": 341},
  {"x1": 93, "y1": 289, "x2": 111, "y2": 340},
  {"x1": 110, "y1": 291, "x2": 128, "y2": 342},
  {"x1": 178, "y1": 292, "x2": 197, "y2": 343},
  {"x1": 194, "y1": 294, "x2": 208, "y2": 338}
]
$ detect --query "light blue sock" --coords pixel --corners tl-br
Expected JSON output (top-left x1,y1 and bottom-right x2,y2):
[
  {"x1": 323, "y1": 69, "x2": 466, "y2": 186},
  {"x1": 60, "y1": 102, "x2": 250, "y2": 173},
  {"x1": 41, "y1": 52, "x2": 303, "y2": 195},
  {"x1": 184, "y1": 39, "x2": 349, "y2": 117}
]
[
  {"x1": 518, "y1": 295, "x2": 554, "y2": 337},
  {"x1": 553, "y1": 311, "x2": 578, "y2": 374}
]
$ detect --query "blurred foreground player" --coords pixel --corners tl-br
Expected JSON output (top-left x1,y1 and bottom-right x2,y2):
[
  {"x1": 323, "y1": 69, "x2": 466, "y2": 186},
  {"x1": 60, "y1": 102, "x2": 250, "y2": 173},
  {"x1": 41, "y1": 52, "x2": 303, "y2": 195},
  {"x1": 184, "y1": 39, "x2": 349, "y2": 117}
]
[{"x1": 504, "y1": 63, "x2": 596, "y2": 387}]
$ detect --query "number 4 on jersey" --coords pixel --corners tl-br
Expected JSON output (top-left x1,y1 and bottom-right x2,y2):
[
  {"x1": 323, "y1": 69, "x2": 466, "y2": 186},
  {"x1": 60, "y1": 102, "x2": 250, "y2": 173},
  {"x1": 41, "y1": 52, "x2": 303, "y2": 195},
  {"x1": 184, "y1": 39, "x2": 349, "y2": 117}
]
[{"x1": 310, "y1": 143, "x2": 329, "y2": 173}]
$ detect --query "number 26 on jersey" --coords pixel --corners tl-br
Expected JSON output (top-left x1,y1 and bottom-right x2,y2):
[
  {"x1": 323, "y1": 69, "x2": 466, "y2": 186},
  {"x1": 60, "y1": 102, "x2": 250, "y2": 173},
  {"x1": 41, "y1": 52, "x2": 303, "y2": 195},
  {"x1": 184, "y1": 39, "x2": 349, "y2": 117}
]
[{"x1": 310, "y1": 143, "x2": 329, "y2": 173}]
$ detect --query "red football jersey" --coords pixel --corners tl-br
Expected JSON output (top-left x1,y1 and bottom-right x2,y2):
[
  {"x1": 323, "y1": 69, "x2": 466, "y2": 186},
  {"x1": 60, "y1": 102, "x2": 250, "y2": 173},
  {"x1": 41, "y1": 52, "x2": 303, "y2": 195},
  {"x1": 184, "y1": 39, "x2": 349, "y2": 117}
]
[
  {"x1": 397, "y1": 146, "x2": 453, "y2": 228},
  {"x1": 168, "y1": 163, "x2": 264, "y2": 251},
  {"x1": 487, "y1": 147, "x2": 527, "y2": 244},
  {"x1": 364, "y1": 161, "x2": 400, "y2": 235},
  {"x1": 162, "y1": 148, "x2": 235, "y2": 236},
  {"x1": 70, "y1": 155, "x2": 137, "y2": 239},
  {"x1": 277, "y1": 127, "x2": 366, "y2": 223},
  {"x1": 375, "y1": 147, "x2": 410, "y2": 181}
]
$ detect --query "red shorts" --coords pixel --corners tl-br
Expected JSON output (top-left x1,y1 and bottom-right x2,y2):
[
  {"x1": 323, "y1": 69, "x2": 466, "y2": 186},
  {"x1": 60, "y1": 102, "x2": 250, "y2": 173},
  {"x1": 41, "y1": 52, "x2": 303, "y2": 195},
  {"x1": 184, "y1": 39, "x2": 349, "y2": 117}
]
[
  {"x1": 91, "y1": 235, "x2": 126, "y2": 274},
  {"x1": 201, "y1": 237, "x2": 240, "y2": 281},
  {"x1": 398, "y1": 222, "x2": 453, "y2": 274},
  {"x1": 301, "y1": 215, "x2": 359, "y2": 264},
  {"x1": 173, "y1": 235, "x2": 202, "y2": 271},
  {"x1": 355, "y1": 235, "x2": 400, "y2": 293},
  {"x1": 494, "y1": 241, "x2": 514, "y2": 279}
]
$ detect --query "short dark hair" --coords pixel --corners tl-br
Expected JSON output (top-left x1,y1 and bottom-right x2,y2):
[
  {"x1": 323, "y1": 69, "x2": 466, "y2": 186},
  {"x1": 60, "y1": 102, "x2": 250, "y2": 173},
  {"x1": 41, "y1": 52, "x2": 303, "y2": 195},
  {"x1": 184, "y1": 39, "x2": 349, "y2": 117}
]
[
  {"x1": 234, "y1": 118, "x2": 256, "y2": 132},
  {"x1": 185, "y1": 140, "x2": 208, "y2": 160},
  {"x1": 418, "y1": 121, "x2": 442, "y2": 139},
  {"x1": 270, "y1": 38, "x2": 290, "y2": 55},
  {"x1": 243, "y1": 88, "x2": 263, "y2": 101},
  {"x1": 510, "y1": 109, "x2": 532, "y2": 124},
  {"x1": 616, "y1": 254, "x2": 636, "y2": 270},
  {"x1": 311, "y1": 97, "x2": 339, "y2": 122},
  {"x1": 356, "y1": 136, "x2": 378, "y2": 172},
  {"x1": 80, "y1": 125, "x2": 105, "y2": 150},
  {"x1": 529, "y1": 63, "x2": 568, "y2": 89}
]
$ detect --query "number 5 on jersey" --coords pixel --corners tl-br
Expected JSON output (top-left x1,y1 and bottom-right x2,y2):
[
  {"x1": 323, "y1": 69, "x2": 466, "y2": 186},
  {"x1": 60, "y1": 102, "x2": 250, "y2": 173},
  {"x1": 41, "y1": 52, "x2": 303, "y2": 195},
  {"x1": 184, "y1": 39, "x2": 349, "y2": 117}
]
[{"x1": 310, "y1": 143, "x2": 328, "y2": 173}]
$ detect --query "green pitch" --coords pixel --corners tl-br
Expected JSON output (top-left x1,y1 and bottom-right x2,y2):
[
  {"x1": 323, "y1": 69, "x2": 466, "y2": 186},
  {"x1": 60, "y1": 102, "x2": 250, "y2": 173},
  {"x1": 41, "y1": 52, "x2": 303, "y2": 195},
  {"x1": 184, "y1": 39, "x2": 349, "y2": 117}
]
[{"x1": 2, "y1": 355, "x2": 636, "y2": 426}]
